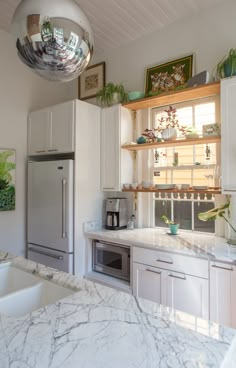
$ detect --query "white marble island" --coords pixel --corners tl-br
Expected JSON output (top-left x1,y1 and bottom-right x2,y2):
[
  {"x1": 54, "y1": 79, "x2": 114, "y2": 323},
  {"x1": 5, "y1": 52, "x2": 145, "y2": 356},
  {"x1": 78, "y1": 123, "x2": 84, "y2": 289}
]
[{"x1": 0, "y1": 252, "x2": 235, "y2": 368}]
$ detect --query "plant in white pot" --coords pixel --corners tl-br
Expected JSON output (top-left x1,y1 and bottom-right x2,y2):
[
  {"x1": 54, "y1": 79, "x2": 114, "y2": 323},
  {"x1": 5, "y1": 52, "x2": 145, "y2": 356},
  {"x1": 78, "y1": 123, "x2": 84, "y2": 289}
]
[
  {"x1": 96, "y1": 82, "x2": 128, "y2": 107},
  {"x1": 157, "y1": 106, "x2": 186, "y2": 141}
]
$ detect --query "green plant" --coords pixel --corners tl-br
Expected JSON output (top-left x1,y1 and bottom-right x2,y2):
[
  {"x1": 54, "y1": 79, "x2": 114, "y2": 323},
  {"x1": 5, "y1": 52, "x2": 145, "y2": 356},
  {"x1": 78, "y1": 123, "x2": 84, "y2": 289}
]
[
  {"x1": 161, "y1": 215, "x2": 177, "y2": 225},
  {"x1": 198, "y1": 200, "x2": 236, "y2": 234},
  {"x1": 216, "y1": 48, "x2": 236, "y2": 79},
  {"x1": 0, "y1": 151, "x2": 15, "y2": 185},
  {"x1": 96, "y1": 82, "x2": 128, "y2": 106}
]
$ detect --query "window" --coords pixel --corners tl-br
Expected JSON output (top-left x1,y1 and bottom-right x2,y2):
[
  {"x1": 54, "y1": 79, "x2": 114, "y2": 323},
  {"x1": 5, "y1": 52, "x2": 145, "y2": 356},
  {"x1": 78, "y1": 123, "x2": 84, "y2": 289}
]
[{"x1": 152, "y1": 97, "x2": 220, "y2": 233}]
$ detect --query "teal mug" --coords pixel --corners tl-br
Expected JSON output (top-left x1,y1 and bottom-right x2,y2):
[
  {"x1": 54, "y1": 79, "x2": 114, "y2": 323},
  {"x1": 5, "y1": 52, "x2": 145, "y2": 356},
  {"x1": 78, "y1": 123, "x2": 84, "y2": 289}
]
[{"x1": 169, "y1": 223, "x2": 179, "y2": 235}]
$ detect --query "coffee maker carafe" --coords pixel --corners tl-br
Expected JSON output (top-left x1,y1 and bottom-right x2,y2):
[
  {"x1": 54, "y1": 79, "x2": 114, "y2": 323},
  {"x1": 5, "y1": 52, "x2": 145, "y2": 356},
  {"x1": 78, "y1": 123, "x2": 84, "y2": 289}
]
[{"x1": 105, "y1": 198, "x2": 128, "y2": 230}]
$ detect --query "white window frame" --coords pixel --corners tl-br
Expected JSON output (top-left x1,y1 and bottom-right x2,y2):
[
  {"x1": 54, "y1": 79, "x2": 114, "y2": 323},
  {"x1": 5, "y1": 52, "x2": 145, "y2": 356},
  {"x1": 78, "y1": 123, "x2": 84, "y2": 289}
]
[{"x1": 149, "y1": 96, "x2": 220, "y2": 232}]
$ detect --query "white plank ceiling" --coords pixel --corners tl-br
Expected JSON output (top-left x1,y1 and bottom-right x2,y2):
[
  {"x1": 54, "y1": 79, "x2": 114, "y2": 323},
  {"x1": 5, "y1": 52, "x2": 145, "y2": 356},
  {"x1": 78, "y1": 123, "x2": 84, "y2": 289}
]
[{"x1": 0, "y1": 0, "x2": 224, "y2": 55}]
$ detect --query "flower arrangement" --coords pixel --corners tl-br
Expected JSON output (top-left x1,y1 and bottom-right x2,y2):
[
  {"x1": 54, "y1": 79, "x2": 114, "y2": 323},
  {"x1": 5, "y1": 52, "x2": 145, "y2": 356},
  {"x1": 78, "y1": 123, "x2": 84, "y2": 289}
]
[{"x1": 157, "y1": 106, "x2": 187, "y2": 135}]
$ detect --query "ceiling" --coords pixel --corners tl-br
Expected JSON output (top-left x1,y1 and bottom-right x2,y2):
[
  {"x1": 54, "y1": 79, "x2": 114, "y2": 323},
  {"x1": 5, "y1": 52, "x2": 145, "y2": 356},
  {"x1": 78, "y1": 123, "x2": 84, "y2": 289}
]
[{"x1": 0, "y1": 0, "x2": 224, "y2": 55}]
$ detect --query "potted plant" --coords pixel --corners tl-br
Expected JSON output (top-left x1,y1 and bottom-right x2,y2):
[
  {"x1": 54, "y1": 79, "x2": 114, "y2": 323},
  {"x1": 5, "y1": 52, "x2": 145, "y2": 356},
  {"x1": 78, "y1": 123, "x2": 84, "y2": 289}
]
[
  {"x1": 96, "y1": 82, "x2": 128, "y2": 107},
  {"x1": 157, "y1": 106, "x2": 187, "y2": 141},
  {"x1": 216, "y1": 48, "x2": 236, "y2": 79},
  {"x1": 161, "y1": 215, "x2": 179, "y2": 235},
  {"x1": 198, "y1": 200, "x2": 236, "y2": 245}
]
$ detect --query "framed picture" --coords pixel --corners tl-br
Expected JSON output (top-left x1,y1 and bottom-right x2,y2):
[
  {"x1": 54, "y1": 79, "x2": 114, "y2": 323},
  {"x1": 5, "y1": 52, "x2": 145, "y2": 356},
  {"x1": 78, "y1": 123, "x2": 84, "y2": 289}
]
[
  {"x1": 78, "y1": 61, "x2": 105, "y2": 100},
  {"x1": 0, "y1": 149, "x2": 16, "y2": 211},
  {"x1": 145, "y1": 54, "x2": 194, "y2": 97},
  {"x1": 202, "y1": 123, "x2": 221, "y2": 137}
]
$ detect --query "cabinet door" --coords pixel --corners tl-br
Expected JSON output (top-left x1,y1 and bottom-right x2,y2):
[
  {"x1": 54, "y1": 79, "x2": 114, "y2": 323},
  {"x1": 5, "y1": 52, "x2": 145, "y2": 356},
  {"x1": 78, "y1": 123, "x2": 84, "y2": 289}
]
[
  {"x1": 133, "y1": 262, "x2": 165, "y2": 304},
  {"x1": 28, "y1": 110, "x2": 50, "y2": 155},
  {"x1": 210, "y1": 262, "x2": 236, "y2": 328},
  {"x1": 50, "y1": 101, "x2": 75, "y2": 153},
  {"x1": 166, "y1": 271, "x2": 209, "y2": 319},
  {"x1": 100, "y1": 105, "x2": 120, "y2": 191},
  {"x1": 221, "y1": 77, "x2": 236, "y2": 193}
]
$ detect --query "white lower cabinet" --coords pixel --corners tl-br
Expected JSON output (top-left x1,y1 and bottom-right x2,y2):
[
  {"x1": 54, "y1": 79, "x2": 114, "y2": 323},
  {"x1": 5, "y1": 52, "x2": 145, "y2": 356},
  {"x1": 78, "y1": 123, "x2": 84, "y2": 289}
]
[
  {"x1": 133, "y1": 263, "x2": 164, "y2": 304},
  {"x1": 166, "y1": 271, "x2": 209, "y2": 319},
  {"x1": 133, "y1": 247, "x2": 209, "y2": 319},
  {"x1": 210, "y1": 261, "x2": 236, "y2": 328}
]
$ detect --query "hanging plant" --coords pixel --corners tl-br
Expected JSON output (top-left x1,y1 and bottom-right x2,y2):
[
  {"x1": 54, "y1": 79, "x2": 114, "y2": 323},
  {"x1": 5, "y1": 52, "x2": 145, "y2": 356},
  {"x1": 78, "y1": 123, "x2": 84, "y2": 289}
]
[{"x1": 216, "y1": 48, "x2": 236, "y2": 79}]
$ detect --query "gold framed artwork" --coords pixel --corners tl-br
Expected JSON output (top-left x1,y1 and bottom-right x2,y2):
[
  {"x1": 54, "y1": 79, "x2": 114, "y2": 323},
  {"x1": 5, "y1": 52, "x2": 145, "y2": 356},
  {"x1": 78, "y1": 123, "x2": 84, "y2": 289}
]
[
  {"x1": 78, "y1": 61, "x2": 106, "y2": 100},
  {"x1": 145, "y1": 54, "x2": 194, "y2": 97}
]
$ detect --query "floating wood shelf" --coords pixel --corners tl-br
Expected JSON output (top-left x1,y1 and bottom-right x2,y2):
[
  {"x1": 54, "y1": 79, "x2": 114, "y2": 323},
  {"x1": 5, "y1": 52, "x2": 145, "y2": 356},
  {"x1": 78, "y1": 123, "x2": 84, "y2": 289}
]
[
  {"x1": 122, "y1": 82, "x2": 220, "y2": 110},
  {"x1": 122, "y1": 188, "x2": 221, "y2": 194},
  {"x1": 122, "y1": 136, "x2": 221, "y2": 151}
]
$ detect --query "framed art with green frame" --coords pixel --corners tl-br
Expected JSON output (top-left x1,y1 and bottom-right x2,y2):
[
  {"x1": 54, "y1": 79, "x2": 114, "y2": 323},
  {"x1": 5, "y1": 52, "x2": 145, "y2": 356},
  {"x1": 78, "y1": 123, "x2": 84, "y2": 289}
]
[
  {"x1": 0, "y1": 149, "x2": 16, "y2": 211},
  {"x1": 145, "y1": 54, "x2": 194, "y2": 97}
]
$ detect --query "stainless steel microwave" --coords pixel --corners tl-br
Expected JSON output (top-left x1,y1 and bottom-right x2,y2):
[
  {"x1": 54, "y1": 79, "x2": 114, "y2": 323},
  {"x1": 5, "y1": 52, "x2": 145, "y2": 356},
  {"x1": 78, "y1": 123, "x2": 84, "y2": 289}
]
[{"x1": 92, "y1": 240, "x2": 130, "y2": 281}]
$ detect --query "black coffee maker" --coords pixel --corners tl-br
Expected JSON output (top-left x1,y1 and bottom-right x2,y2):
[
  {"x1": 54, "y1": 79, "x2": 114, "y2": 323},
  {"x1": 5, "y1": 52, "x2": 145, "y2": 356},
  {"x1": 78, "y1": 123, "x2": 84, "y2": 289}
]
[{"x1": 105, "y1": 198, "x2": 127, "y2": 230}]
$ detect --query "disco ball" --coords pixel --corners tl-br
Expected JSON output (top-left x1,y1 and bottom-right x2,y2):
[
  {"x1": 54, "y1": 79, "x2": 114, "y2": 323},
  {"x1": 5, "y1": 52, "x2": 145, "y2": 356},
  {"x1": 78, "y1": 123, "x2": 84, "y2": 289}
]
[{"x1": 11, "y1": 0, "x2": 94, "y2": 82}]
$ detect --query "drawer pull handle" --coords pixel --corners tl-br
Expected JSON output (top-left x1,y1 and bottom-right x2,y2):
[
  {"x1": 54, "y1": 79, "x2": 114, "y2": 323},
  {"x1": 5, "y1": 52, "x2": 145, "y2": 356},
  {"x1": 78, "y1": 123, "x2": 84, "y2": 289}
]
[
  {"x1": 211, "y1": 264, "x2": 233, "y2": 271},
  {"x1": 35, "y1": 150, "x2": 46, "y2": 153},
  {"x1": 48, "y1": 149, "x2": 58, "y2": 152},
  {"x1": 169, "y1": 273, "x2": 186, "y2": 280},
  {"x1": 156, "y1": 258, "x2": 173, "y2": 264},
  {"x1": 146, "y1": 268, "x2": 161, "y2": 275}
]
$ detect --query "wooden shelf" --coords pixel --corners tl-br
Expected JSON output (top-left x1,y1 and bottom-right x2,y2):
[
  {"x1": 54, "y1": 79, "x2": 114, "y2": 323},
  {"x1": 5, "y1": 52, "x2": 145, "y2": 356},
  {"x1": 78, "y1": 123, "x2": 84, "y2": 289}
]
[
  {"x1": 122, "y1": 82, "x2": 220, "y2": 111},
  {"x1": 123, "y1": 188, "x2": 221, "y2": 194},
  {"x1": 122, "y1": 136, "x2": 221, "y2": 151}
]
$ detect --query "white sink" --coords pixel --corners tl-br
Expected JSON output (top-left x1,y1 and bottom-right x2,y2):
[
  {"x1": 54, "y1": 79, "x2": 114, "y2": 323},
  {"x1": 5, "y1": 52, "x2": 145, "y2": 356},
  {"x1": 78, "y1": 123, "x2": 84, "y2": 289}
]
[
  {"x1": 0, "y1": 262, "x2": 74, "y2": 318},
  {"x1": 0, "y1": 262, "x2": 40, "y2": 297}
]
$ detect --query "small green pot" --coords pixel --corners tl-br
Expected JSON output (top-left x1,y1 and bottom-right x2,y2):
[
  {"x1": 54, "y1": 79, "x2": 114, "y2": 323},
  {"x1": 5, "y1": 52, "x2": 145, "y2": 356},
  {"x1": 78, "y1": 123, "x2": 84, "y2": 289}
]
[{"x1": 169, "y1": 223, "x2": 179, "y2": 235}]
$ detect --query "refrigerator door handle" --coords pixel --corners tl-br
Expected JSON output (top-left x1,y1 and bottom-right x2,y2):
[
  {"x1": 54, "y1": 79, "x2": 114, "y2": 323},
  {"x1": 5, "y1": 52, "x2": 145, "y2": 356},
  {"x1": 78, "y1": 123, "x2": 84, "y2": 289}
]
[
  {"x1": 62, "y1": 178, "x2": 67, "y2": 239},
  {"x1": 28, "y1": 247, "x2": 64, "y2": 260}
]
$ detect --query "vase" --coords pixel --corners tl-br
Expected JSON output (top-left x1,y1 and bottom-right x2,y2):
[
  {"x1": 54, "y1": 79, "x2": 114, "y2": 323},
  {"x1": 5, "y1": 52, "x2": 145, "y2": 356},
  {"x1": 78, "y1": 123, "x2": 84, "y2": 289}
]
[
  {"x1": 169, "y1": 223, "x2": 179, "y2": 235},
  {"x1": 161, "y1": 127, "x2": 177, "y2": 141}
]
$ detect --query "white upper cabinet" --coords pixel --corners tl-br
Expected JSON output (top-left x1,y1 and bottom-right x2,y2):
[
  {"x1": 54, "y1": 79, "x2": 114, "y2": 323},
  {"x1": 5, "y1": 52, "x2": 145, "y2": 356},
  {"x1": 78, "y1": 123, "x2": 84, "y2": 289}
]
[
  {"x1": 100, "y1": 104, "x2": 133, "y2": 191},
  {"x1": 210, "y1": 261, "x2": 236, "y2": 328},
  {"x1": 221, "y1": 77, "x2": 236, "y2": 193},
  {"x1": 28, "y1": 101, "x2": 75, "y2": 155}
]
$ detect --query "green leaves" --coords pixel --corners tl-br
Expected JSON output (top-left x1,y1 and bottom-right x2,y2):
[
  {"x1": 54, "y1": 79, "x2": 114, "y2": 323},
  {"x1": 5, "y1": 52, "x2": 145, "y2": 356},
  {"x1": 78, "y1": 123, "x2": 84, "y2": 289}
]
[
  {"x1": 198, "y1": 202, "x2": 230, "y2": 222},
  {"x1": 161, "y1": 215, "x2": 175, "y2": 225},
  {"x1": 96, "y1": 82, "x2": 128, "y2": 106},
  {"x1": 0, "y1": 150, "x2": 15, "y2": 184}
]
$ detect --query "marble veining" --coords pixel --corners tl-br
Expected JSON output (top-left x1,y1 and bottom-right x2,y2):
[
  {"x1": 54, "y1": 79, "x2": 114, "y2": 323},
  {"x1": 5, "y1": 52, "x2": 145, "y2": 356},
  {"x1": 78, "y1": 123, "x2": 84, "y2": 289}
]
[
  {"x1": 0, "y1": 252, "x2": 235, "y2": 367},
  {"x1": 85, "y1": 228, "x2": 236, "y2": 264}
]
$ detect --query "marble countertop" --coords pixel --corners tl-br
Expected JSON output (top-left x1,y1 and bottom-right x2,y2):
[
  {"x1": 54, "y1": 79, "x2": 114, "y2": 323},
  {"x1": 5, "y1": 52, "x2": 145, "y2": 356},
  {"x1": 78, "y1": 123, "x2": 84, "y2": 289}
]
[
  {"x1": 0, "y1": 251, "x2": 236, "y2": 368},
  {"x1": 85, "y1": 228, "x2": 236, "y2": 264}
]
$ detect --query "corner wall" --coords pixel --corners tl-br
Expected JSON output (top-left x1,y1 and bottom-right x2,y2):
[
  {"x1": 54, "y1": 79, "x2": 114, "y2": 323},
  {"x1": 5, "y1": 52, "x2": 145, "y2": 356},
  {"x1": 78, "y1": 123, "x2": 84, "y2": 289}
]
[{"x1": 0, "y1": 29, "x2": 77, "y2": 256}]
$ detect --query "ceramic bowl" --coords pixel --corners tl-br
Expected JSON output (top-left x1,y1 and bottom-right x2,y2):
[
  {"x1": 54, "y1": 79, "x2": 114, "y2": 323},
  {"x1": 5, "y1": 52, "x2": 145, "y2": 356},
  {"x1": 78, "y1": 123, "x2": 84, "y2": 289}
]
[
  {"x1": 142, "y1": 181, "x2": 152, "y2": 189},
  {"x1": 181, "y1": 184, "x2": 190, "y2": 190},
  {"x1": 128, "y1": 91, "x2": 145, "y2": 101},
  {"x1": 131, "y1": 183, "x2": 138, "y2": 189},
  {"x1": 123, "y1": 183, "x2": 130, "y2": 189}
]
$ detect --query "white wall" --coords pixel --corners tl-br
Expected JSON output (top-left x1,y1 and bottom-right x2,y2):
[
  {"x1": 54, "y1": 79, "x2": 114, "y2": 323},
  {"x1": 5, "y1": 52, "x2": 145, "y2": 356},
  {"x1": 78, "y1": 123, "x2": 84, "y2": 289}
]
[
  {"x1": 92, "y1": 0, "x2": 236, "y2": 91},
  {"x1": 0, "y1": 29, "x2": 77, "y2": 256}
]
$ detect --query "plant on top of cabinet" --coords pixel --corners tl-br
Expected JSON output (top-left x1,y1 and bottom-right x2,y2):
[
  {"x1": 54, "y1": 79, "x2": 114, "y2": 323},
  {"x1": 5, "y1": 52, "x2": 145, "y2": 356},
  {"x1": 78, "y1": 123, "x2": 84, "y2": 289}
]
[
  {"x1": 96, "y1": 82, "x2": 128, "y2": 106},
  {"x1": 216, "y1": 48, "x2": 236, "y2": 79}
]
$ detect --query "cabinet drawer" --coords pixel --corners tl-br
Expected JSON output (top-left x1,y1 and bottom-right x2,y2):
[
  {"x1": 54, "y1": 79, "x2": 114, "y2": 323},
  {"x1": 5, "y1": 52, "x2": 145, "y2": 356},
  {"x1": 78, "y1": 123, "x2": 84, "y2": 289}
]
[{"x1": 133, "y1": 247, "x2": 208, "y2": 279}]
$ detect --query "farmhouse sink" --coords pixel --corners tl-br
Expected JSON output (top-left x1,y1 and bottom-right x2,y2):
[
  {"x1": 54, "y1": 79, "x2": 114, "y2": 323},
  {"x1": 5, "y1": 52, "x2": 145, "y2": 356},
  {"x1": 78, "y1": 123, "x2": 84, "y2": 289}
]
[{"x1": 0, "y1": 262, "x2": 74, "y2": 318}]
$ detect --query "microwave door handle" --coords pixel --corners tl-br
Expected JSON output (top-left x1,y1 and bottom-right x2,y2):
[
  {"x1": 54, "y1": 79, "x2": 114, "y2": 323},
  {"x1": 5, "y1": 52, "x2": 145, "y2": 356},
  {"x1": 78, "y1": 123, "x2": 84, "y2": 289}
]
[
  {"x1": 62, "y1": 179, "x2": 66, "y2": 238},
  {"x1": 96, "y1": 242, "x2": 129, "y2": 255}
]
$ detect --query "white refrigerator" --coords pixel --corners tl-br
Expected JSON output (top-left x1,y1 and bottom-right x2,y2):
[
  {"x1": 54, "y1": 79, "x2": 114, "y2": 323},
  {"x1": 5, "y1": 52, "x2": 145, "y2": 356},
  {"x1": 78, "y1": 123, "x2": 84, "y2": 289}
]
[{"x1": 27, "y1": 160, "x2": 74, "y2": 273}]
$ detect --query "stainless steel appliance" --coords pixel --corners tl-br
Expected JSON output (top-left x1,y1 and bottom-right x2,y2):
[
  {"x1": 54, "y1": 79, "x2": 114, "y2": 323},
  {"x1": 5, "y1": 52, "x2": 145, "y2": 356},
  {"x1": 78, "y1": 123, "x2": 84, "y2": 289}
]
[
  {"x1": 105, "y1": 198, "x2": 127, "y2": 230},
  {"x1": 27, "y1": 160, "x2": 74, "y2": 273},
  {"x1": 92, "y1": 240, "x2": 130, "y2": 281}
]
